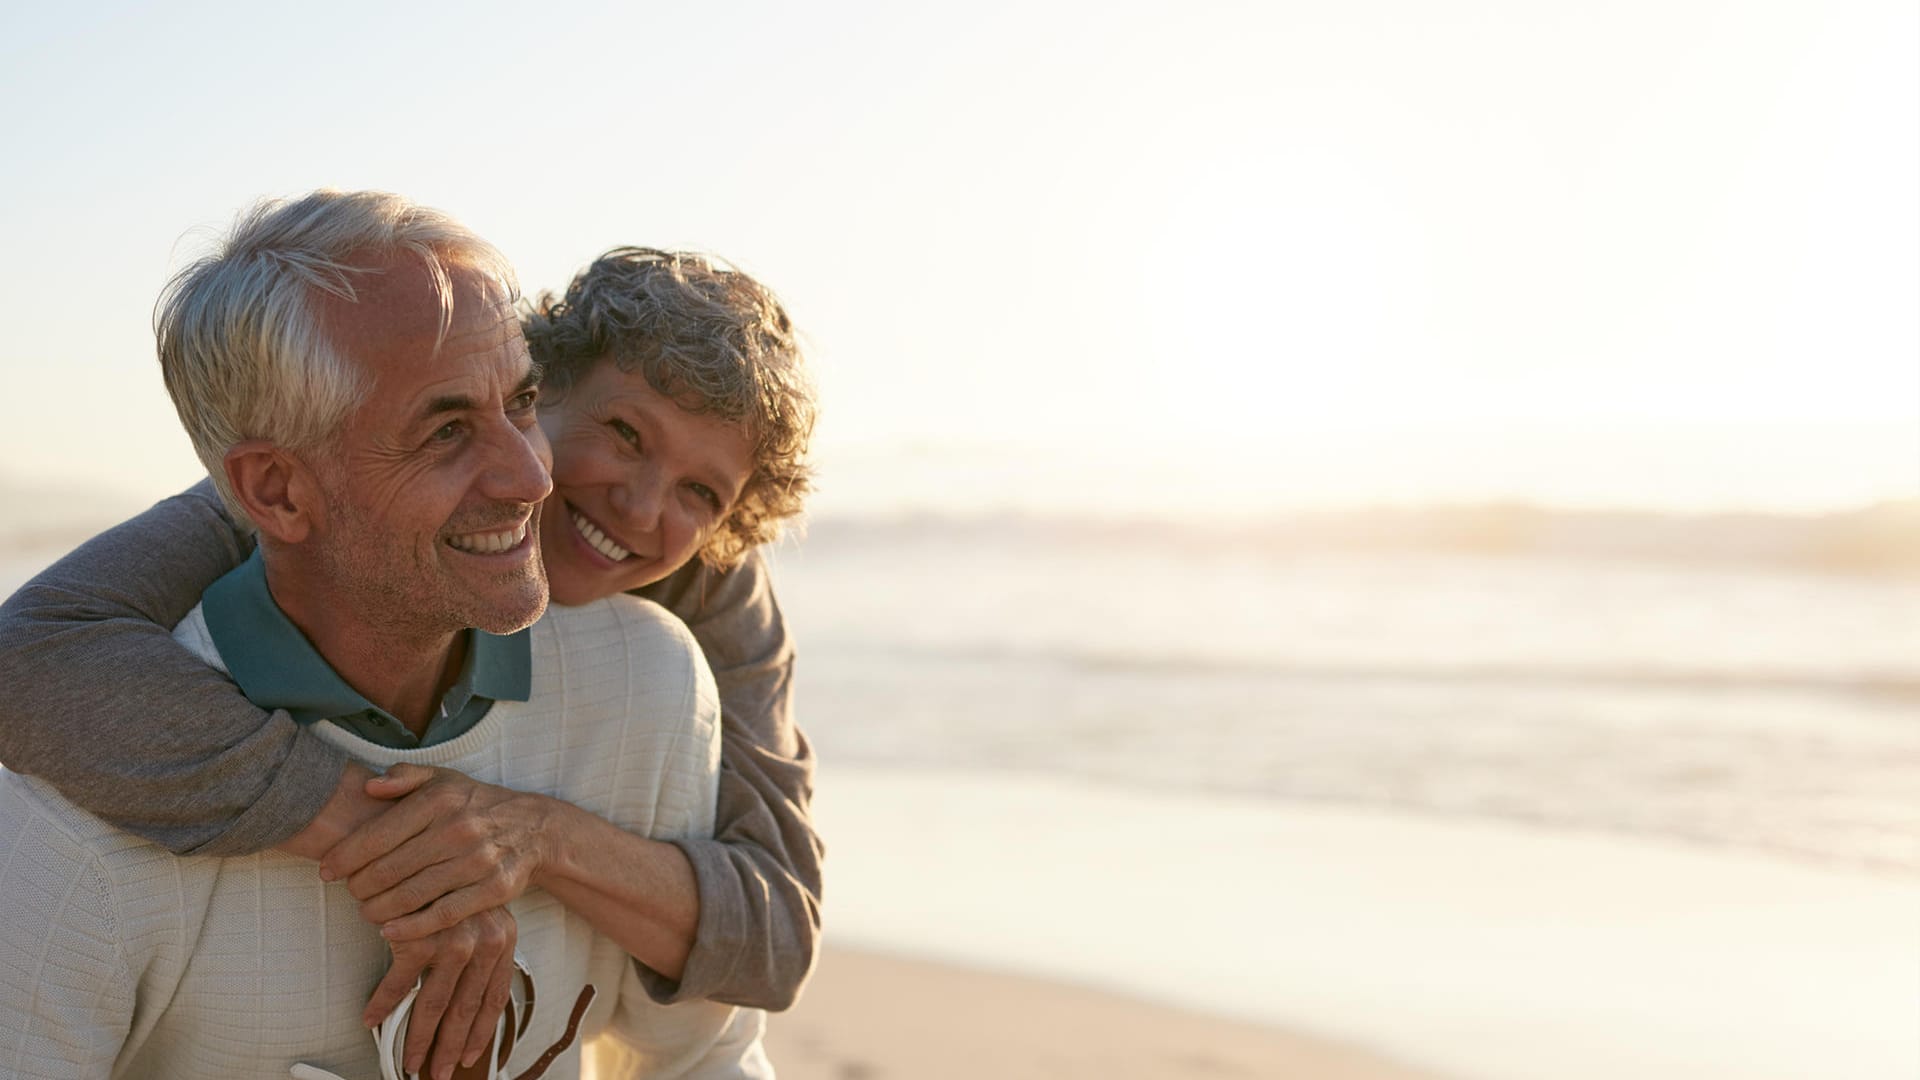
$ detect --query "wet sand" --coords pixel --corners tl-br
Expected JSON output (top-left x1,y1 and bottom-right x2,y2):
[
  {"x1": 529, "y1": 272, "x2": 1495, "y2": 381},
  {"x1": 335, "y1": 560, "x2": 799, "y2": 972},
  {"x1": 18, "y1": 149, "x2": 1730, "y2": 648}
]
[{"x1": 764, "y1": 946, "x2": 1448, "y2": 1080}]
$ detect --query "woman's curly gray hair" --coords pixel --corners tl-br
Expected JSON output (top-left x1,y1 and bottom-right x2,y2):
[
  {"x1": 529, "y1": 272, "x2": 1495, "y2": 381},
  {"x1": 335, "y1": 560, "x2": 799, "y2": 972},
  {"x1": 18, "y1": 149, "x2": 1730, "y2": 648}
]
[{"x1": 523, "y1": 247, "x2": 817, "y2": 569}]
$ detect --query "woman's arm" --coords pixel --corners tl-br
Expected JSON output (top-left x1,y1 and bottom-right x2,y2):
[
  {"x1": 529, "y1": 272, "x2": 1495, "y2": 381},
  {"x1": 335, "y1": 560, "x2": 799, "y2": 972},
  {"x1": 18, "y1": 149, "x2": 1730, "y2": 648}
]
[
  {"x1": 277, "y1": 545, "x2": 823, "y2": 1011},
  {"x1": 635, "y1": 548, "x2": 823, "y2": 1011},
  {"x1": 0, "y1": 480, "x2": 349, "y2": 855}
]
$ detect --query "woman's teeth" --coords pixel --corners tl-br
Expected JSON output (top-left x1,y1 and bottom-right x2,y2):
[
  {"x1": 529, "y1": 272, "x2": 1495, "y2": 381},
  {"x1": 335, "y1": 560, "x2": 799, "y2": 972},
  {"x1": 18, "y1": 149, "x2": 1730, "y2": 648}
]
[
  {"x1": 571, "y1": 510, "x2": 631, "y2": 561},
  {"x1": 447, "y1": 521, "x2": 529, "y2": 554}
]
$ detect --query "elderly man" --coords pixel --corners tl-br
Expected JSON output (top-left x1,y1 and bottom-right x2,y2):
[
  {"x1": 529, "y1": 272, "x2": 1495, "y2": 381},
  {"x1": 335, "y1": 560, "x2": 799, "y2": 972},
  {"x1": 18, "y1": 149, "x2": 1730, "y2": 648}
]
[{"x1": 0, "y1": 192, "x2": 767, "y2": 1078}]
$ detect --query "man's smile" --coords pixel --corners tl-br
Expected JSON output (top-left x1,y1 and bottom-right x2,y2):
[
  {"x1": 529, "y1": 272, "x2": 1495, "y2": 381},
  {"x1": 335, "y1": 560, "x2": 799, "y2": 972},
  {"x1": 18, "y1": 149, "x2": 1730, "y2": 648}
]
[{"x1": 443, "y1": 517, "x2": 534, "y2": 556}]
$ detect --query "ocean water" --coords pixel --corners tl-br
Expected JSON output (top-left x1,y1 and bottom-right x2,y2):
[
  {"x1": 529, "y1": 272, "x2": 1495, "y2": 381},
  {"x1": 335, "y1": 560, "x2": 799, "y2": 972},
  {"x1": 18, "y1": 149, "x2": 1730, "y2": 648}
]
[
  {"x1": 770, "y1": 518, "x2": 1920, "y2": 875},
  {"x1": 5, "y1": 511, "x2": 1916, "y2": 877}
]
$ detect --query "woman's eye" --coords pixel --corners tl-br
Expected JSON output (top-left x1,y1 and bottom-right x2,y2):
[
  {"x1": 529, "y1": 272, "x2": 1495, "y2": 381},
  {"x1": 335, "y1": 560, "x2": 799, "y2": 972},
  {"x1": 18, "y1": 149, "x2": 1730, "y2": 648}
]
[
  {"x1": 688, "y1": 482, "x2": 723, "y2": 513},
  {"x1": 609, "y1": 419, "x2": 641, "y2": 448}
]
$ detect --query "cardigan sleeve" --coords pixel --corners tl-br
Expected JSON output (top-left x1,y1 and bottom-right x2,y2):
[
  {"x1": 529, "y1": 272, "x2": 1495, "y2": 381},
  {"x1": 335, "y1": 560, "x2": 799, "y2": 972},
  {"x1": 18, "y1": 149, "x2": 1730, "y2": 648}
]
[
  {"x1": 0, "y1": 480, "x2": 349, "y2": 856},
  {"x1": 633, "y1": 550, "x2": 823, "y2": 1011}
]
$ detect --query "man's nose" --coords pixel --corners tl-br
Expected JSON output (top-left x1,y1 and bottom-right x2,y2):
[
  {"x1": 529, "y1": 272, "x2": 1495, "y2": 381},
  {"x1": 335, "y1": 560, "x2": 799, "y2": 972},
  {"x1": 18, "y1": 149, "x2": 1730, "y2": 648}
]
[{"x1": 481, "y1": 416, "x2": 553, "y2": 507}]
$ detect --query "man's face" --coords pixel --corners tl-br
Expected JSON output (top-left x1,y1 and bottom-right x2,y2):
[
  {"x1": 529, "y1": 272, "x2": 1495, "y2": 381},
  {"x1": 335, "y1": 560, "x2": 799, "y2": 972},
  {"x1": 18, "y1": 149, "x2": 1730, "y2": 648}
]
[{"x1": 306, "y1": 259, "x2": 553, "y2": 639}]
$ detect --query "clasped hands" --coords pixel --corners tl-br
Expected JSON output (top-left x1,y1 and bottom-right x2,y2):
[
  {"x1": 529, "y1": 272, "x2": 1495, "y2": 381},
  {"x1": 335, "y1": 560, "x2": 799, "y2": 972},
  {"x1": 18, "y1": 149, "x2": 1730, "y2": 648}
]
[{"x1": 319, "y1": 763, "x2": 558, "y2": 1080}]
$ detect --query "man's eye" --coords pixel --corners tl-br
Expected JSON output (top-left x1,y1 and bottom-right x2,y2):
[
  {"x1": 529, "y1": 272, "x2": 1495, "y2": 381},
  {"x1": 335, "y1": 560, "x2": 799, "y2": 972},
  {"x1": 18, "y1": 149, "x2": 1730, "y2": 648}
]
[
  {"x1": 508, "y1": 388, "x2": 539, "y2": 412},
  {"x1": 431, "y1": 420, "x2": 465, "y2": 442}
]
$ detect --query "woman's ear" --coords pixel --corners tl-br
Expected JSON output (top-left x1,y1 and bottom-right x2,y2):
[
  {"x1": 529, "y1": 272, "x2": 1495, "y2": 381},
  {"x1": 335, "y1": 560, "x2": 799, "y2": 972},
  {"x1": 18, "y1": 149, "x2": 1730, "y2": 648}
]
[{"x1": 222, "y1": 440, "x2": 322, "y2": 544}]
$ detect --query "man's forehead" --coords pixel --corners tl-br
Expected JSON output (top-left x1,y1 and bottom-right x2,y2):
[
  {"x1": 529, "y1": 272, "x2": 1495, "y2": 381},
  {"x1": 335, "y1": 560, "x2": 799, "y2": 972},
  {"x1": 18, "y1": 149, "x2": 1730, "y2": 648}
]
[{"x1": 317, "y1": 253, "x2": 516, "y2": 360}]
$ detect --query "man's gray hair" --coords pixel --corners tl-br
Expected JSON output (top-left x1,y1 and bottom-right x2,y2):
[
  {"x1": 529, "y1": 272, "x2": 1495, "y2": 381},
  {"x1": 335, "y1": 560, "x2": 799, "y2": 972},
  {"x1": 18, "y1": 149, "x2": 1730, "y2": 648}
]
[{"x1": 155, "y1": 189, "x2": 518, "y2": 527}]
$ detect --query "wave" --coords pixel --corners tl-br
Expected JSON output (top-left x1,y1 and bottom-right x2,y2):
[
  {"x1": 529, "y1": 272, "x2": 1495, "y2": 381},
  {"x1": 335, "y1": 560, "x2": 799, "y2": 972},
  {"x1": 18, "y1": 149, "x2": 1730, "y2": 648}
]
[
  {"x1": 819, "y1": 639, "x2": 1920, "y2": 702},
  {"x1": 800, "y1": 499, "x2": 1920, "y2": 578}
]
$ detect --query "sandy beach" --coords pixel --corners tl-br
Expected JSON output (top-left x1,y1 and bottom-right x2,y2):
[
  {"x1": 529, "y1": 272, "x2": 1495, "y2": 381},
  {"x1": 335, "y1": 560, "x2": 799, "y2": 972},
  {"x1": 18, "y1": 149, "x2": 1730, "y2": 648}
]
[
  {"x1": 763, "y1": 947, "x2": 1447, "y2": 1080},
  {"x1": 804, "y1": 767, "x2": 1920, "y2": 1080}
]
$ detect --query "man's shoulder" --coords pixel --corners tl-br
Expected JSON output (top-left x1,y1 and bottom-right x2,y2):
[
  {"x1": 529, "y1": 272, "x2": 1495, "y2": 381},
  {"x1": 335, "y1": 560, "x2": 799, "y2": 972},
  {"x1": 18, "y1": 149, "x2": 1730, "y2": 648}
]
[
  {"x1": 168, "y1": 601, "x2": 230, "y2": 676},
  {"x1": 526, "y1": 596, "x2": 717, "y2": 716},
  {"x1": 0, "y1": 769, "x2": 162, "y2": 878},
  {"x1": 533, "y1": 594, "x2": 701, "y2": 660}
]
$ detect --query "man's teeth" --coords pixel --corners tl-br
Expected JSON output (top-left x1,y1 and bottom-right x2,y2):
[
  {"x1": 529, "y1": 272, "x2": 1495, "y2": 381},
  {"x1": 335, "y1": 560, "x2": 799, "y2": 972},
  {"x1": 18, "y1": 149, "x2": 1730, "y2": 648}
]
[
  {"x1": 571, "y1": 510, "x2": 631, "y2": 562},
  {"x1": 447, "y1": 521, "x2": 528, "y2": 554}
]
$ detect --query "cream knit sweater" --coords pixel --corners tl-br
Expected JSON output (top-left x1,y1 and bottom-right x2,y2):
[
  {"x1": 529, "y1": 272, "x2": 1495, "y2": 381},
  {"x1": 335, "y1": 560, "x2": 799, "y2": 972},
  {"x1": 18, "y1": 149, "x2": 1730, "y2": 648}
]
[{"x1": 0, "y1": 595, "x2": 772, "y2": 1080}]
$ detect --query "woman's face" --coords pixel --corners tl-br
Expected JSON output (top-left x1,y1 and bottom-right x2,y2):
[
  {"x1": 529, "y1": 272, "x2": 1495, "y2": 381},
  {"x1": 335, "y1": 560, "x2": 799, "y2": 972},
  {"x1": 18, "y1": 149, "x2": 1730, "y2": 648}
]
[{"x1": 536, "y1": 360, "x2": 756, "y2": 605}]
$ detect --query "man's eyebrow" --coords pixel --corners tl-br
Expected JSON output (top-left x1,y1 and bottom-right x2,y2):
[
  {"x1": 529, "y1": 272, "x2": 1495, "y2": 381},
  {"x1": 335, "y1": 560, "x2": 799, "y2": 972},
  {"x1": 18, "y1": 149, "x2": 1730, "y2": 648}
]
[
  {"x1": 419, "y1": 393, "x2": 479, "y2": 420},
  {"x1": 417, "y1": 368, "x2": 542, "y2": 421}
]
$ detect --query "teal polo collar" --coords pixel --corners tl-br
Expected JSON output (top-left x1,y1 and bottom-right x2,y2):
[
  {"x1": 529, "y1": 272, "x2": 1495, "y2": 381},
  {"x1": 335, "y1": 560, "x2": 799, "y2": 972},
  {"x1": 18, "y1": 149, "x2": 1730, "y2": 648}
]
[{"x1": 201, "y1": 549, "x2": 531, "y2": 747}]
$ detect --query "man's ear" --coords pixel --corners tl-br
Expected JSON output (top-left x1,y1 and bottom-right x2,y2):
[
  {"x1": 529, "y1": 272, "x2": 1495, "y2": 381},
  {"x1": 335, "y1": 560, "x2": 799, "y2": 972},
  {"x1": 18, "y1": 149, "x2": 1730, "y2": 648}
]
[{"x1": 223, "y1": 440, "x2": 323, "y2": 544}]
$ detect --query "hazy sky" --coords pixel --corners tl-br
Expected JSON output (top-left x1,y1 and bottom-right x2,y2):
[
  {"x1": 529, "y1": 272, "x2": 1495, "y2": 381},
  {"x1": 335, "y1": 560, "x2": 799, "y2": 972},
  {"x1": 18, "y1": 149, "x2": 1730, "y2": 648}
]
[{"x1": 2, "y1": 0, "x2": 1913, "y2": 517}]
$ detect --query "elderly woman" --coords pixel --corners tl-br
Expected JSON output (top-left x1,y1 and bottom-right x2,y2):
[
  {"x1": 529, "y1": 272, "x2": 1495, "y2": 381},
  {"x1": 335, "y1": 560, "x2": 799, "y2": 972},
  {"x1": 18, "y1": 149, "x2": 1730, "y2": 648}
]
[{"x1": 0, "y1": 246, "x2": 821, "y2": 1077}]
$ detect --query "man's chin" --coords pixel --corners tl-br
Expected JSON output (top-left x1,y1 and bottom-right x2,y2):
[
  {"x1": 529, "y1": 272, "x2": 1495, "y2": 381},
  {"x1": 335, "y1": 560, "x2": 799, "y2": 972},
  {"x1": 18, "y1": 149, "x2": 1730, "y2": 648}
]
[
  {"x1": 472, "y1": 598, "x2": 549, "y2": 635},
  {"x1": 462, "y1": 571, "x2": 550, "y2": 634}
]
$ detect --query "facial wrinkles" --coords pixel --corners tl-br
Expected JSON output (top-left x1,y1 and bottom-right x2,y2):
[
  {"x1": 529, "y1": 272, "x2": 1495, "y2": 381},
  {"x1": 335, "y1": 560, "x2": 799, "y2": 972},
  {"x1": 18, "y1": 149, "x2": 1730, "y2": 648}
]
[
  {"x1": 606, "y1": 388, "x2": 744, "y2": 509},
  {"x1": 585, "y1": 413, "x2": 688, "y2": 547},
  {"x1": 347, "y1": 320, "x2": 539, "y2": 506},
  {"x1": 533, "y1": 360, "x2": 755, "y2": 606},
  {"x1": 306, "y1": 262, "x2": 549, "y2": 639}
]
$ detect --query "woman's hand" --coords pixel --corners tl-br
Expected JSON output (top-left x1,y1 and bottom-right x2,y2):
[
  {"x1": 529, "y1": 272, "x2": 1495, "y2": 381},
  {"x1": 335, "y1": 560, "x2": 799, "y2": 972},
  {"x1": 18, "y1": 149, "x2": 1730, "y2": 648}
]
[{"x1": 320, "y1": 764, "x2": 558, "y2": 937}]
